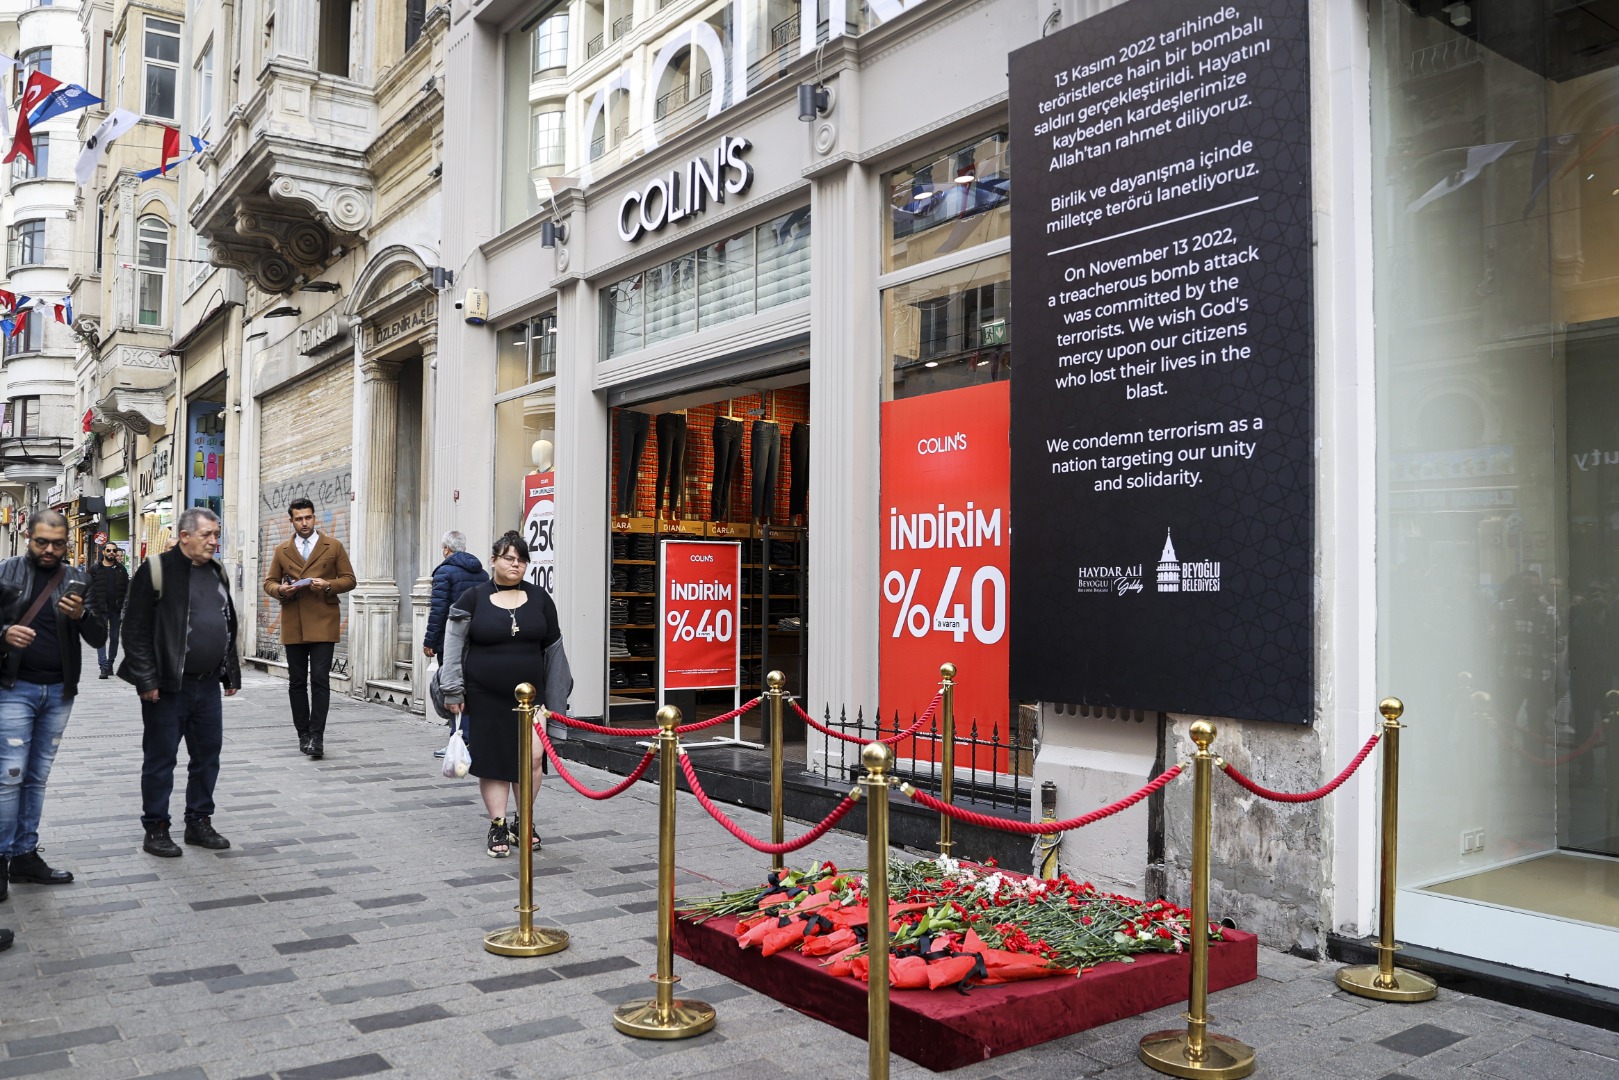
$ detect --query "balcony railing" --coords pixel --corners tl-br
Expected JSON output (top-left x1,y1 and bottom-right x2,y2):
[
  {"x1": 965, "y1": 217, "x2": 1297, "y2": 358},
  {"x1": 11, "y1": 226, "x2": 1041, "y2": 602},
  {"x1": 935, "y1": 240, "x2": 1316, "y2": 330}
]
[
  {"x1": 611, "y1": 13, "x2": 634, "y2": 40},
  {"x1": 587, "y1": 33, "x2": 604, "y2": 58},
  {"x1": 770, "y1": 12, "x2": 801, "y2": 49},
  {"x1": 654, "y1": 82, "x2": 690, "y2": 120}
]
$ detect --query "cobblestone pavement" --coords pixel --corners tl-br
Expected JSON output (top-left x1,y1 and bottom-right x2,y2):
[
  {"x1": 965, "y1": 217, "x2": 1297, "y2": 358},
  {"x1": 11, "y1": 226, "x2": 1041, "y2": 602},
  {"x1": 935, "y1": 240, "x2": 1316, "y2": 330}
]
[{"x1": 0, "y1": 668, "x2": 1615, "y2": 1079}]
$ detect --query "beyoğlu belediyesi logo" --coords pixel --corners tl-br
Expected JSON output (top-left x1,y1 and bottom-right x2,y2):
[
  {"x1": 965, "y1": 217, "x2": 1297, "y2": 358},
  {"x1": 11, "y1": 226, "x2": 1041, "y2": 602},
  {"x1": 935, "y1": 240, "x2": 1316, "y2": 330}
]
[{"x1": 1156, "y1": 529, "x2": 1220, "y2": 593}]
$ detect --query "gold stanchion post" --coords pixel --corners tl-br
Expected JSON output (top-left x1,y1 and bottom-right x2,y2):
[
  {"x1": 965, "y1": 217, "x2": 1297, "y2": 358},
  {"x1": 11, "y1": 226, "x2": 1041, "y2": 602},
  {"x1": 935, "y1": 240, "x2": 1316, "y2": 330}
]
[
  {"x1": 937, "y1": 662, "x2": 956, "y2": 857},
  {"x1": 1336, "y1": 697, "x2": 1438, "y2": 1002},
  {"x1": 861, "y1": 741, "x2": 894, "y2": 1080},
  {"x1": 768, "y1": 671, "x2": 787, "y2": 873},
  {"x1": 1140, "y1": 720, "x2": 1255, "y2": 1080},
  {"x1": 613, "y1": 705, "x2": 717, "y2": 1039},
  {"x1": 484, "y1": 684, "x2": 571, "y2": 958}
]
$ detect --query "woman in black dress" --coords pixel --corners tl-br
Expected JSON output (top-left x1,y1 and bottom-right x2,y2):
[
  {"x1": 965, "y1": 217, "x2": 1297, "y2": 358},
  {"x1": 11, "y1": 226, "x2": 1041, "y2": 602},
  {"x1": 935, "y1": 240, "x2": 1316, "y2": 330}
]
[{"x1": 440, "y1": 532, "x2": 569, "y2": 857}]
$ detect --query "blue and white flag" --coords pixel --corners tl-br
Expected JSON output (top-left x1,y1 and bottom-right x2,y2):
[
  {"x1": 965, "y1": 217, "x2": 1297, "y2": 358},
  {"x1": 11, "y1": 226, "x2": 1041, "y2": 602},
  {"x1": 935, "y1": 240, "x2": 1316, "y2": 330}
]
[
  {"x1": 135, "y1": 135, "x2": 209, "y2": 181},
  {"x1": 28, "y1": 82, "x2": 102, "y2": 127}
]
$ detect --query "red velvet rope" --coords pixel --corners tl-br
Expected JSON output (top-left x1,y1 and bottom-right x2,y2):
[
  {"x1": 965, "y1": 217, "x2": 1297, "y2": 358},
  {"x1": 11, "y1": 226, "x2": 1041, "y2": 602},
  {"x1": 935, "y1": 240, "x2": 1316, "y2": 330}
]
[
  {"x1": 534, "y1": 723, "x2": 657, "y2": 800},
  {"x1": 905, "y1": 765, "x2": 1183, "y2": 834},
  {"x1": 678, "y1": 752, "x2": 859, "y2": 854},
  {"x1": 1218, "y1": 733, "x2": 1381, "y2": 803},
  {"x1": 791, "y1": 692, "x2": 943, "y2": 746},
  {"x1": 546, "y1": 697, "x2": 761, "y2": 739},
  {"x1": 1510, "y1": 725, "x2": 1606, "y2": 768}
]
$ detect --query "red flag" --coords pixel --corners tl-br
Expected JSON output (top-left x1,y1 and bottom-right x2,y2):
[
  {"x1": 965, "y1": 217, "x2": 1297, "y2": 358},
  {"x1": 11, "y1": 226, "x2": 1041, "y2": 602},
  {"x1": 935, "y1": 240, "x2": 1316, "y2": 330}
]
[
  {"x1": 4, "y1": 71, "x2": 63, "y2": 165},
  {"x1": 159, "y1": 126, "x2": 180, "y2": 175},
  {"x1": 0, "y1": 290, "x2": 14, "y2": 312},
  {"x1": 10, "y1": 309, "x2": 27, "y2": 338}
]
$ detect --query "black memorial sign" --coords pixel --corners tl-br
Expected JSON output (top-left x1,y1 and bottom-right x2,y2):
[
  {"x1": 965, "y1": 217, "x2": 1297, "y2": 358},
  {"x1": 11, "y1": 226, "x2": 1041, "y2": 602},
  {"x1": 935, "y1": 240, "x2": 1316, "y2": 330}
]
[{"x1": 1008, "y1": 0, "x2": 1313, "y2": 721}]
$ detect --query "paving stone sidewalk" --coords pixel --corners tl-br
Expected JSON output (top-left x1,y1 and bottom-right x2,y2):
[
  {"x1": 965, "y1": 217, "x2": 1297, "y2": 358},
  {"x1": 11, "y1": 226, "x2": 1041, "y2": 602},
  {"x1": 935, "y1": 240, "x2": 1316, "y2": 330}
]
[{"x1": 0, "y1": 668, "x2": 1614, "y2": 1080}]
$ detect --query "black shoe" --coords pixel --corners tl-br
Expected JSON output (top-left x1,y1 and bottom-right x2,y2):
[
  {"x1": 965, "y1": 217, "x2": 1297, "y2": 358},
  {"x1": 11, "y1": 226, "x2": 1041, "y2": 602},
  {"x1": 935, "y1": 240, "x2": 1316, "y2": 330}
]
[
  {"x1": 486, "y1": 818, "x2": 511, "y2": 859},
  {"x1": 183, "y1": 818, "x2": 230, "y2": 850},
  {"x1": 7, "y1": 850, "x2": 72, "y2": 884},
  {"x1": 307, "y1": 741, "x2": 324, "y2": 761},
  {"x1": 507, "y1": 819, "x2": 541, "y2": 851},
  {"x1": 0, "y1": 928, "x2": 12, "y2": 952},
  {"x1": 98, "y1": 672, "x2": 110, "y2": 680},
  {"x1": 298, "y1": 737, "x2": 313, "y2": 756},
  {"x1": 143, "y1": 828, "x2": 182, "y2": 858}
]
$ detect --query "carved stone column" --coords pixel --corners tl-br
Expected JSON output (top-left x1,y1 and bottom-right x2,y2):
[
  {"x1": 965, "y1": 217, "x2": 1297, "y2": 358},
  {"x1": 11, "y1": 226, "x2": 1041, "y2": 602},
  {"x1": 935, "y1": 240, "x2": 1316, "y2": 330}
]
[
  {"x1": 350, "y1": 357, "x2": 402, "y2": 697},
  {"x1": 407, "y1": 337, "x2": 439, "y2": 713}
]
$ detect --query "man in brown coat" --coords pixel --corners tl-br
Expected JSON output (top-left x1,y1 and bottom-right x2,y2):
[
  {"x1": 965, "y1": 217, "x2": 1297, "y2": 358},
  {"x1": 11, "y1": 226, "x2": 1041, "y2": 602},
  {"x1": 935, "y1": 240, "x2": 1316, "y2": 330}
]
[{"x1": 262, "y1": 498, "x2": 355, "y2": 759}]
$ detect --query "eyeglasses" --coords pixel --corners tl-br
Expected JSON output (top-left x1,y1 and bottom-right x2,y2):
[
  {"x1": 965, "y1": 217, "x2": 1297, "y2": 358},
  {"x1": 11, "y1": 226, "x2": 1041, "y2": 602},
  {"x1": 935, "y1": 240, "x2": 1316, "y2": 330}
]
[
  {"x1": 495, "y1": 553, "x2": 528, "y2": 565},
  {"x1": 29, "y1": 538, "x2": 67, "y2": 550}
]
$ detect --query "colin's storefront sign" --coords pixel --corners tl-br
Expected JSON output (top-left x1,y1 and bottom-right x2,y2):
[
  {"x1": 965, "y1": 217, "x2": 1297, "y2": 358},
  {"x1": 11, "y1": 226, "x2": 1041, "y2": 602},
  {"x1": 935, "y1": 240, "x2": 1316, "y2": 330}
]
[{"x1": 617, "y1": 137, "x2": 753, "y2": 242}]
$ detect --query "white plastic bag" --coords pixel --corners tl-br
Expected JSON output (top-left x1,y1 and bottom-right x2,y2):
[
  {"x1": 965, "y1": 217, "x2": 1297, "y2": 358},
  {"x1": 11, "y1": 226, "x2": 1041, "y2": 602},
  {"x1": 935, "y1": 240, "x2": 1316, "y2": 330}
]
[{"x1": 441, "y1": 730, "x2": 471, "y2": 779}]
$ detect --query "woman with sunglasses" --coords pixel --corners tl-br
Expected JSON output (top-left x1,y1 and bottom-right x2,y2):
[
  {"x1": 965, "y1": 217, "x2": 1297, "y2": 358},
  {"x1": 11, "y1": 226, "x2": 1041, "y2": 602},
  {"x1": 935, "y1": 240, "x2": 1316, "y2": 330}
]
[{"x1": 438, "y1": 531, "x2": 572, "y2": 857}]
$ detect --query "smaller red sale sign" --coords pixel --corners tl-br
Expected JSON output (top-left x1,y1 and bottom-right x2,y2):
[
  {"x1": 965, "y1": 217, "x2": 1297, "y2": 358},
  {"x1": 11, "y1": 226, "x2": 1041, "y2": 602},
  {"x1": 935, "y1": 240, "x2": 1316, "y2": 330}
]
[{"x1": 660, "y1": 540, "x2": 742, "y2": 691}]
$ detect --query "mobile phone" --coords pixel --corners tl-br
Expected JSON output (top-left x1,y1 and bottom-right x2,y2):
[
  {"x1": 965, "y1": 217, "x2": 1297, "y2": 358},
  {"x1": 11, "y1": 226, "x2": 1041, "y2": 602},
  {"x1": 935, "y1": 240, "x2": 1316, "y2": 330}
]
[{"x1": 62, "y1": 581, "x2": 88, "y2": 600}]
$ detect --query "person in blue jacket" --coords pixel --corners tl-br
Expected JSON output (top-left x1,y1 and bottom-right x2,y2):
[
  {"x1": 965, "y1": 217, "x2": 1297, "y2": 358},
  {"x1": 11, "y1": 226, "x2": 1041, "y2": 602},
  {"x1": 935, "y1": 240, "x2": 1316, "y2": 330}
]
[{"x1": 424, "y1": 531, "x2": 489, "y2": 663}]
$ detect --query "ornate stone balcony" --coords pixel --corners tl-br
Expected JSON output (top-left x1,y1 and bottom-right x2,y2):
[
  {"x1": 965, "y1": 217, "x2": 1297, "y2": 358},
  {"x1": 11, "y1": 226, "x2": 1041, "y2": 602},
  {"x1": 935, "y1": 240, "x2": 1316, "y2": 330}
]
[
  {"x1": 0, "y1": 435, "x2": 71, "y2": 484},
  {"x1": 192, "y1": 50, "x2": 377, "y2": 294}
]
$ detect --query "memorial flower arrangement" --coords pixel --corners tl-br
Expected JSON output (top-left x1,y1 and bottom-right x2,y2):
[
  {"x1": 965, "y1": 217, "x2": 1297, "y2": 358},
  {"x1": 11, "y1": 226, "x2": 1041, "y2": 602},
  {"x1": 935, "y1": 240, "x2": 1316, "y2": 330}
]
[{"x1": 679, "y1": 858, "x2": 1221, "y2": 990}]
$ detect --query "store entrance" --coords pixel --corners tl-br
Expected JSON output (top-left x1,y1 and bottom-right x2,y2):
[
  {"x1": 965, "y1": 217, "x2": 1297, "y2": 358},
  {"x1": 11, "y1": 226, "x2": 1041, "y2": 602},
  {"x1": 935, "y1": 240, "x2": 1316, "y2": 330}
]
[{"x1": 607, "y1": 375, "x2": 810, "y2": 753}]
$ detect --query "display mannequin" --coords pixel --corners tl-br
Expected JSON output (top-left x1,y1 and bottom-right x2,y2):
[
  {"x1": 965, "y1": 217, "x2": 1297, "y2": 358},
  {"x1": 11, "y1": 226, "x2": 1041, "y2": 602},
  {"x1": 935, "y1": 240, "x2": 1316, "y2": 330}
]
[{"x1": 531, "y1": 439, "x2": 554, "y2": 472}]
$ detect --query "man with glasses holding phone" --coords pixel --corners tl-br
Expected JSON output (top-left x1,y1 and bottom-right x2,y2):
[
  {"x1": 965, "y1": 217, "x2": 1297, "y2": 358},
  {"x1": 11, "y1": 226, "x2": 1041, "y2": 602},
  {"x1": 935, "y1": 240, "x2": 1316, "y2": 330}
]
[{"x1": 0, "y1": 510, "x2": 107, "y2": 902}]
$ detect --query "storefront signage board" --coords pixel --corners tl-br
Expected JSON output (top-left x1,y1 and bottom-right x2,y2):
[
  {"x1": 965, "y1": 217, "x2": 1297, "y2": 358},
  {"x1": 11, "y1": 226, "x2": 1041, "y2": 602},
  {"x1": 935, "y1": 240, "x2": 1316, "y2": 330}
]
[
  {"x1": 660, "y1": 539, "x2": 742, "y2": 692},
  {"x1": 880, "y1": 382, "x2": 1011, "y2": 765},
  {"x1": 522, "y1": 471, "x2": 555, "y2": 594},
  {"x1": 1007, "y1": 0, "x2": 1314, "y2": 721}
]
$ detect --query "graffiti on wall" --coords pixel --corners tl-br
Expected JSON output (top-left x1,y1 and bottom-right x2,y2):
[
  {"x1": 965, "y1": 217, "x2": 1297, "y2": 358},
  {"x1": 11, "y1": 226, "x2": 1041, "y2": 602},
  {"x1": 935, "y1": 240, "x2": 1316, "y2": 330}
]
[{"x1": 255, "y1": 465, "x2": 354, "y2": 673}]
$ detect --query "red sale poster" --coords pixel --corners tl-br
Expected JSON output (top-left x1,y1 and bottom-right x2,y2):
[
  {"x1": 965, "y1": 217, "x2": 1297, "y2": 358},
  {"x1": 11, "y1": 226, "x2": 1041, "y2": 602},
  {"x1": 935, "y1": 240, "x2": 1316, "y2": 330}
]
[
  {"x1": 880, "y1": 381, "x2": 1011, "y2": 768},
  {"x1": 660, "y1": 540, "x2": 742, "y2": 692},
  {"x1": 522, "y1": 471, "x2": 555, "y2": 594}
]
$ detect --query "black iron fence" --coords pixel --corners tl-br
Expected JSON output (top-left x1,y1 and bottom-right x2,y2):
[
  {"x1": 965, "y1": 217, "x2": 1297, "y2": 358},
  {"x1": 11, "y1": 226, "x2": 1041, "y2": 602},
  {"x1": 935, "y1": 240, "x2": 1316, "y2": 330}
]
[{"x1": 807, "y1": 703, "x2": 1034, "y2": 814}]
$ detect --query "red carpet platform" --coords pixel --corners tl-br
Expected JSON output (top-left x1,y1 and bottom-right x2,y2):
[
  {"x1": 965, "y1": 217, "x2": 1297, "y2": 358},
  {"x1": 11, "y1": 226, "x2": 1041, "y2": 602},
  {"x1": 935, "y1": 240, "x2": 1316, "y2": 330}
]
[{"x1": 673, "y1": 913, "x2": 1259, "y2": 1071}]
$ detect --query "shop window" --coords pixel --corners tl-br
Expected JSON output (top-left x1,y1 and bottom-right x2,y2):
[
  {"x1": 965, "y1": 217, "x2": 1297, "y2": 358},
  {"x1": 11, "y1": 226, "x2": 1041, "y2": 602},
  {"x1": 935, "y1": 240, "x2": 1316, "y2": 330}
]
[
  {"x1": 142, "y1": 19, "x2": 179, "y2": 119},
  {"x1": 317, "y1": 0, "x2": 352, "y2": 77},
  {"x1": 137, "y1": 216, "x2": 169, "y2": 327},
  {"x1": 10, "y1": 134, "x2": 48, "y2": 183},
  {"x1": 884, "y1": 131, "x2": 1011, "y2": 273},
  {"x1": 502, "y1": 3, "x2": 570, "y2": 230},
  {"x1": 601, "y1": 209, "x2": 812, "y2": 359},
  {"x1": 7, "y1": 219, "x2": 44, "y2": 271},
  {"x1": 881, "y1": 253, "x2": 1011, "y2": 401},
  {"x1": 497, "y1": 312, "x2": 558, "y2": 393},
  {"x1": 494, "y1": 387, "x2": 557, "y2": 541}
]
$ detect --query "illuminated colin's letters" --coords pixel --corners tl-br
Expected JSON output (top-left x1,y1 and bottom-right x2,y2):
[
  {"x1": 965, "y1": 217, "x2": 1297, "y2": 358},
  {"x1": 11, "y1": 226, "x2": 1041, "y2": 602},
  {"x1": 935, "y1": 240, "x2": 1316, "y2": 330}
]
[{"x1": 616, "y1": 137, "x2": 752, "y2": 242}]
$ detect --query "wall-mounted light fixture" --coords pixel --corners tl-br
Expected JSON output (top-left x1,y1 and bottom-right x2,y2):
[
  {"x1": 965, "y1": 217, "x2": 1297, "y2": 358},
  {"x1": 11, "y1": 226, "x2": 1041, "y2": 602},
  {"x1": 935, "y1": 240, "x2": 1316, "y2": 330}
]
[
  {"x1": 264, "y1": 306, "x2": 301, "y2": 318},
  {"x1": 298, "y1": 281, "x2": 341, "y2": 293},
  {"x1": 797, "y1": 83, "x2": 829, "y2": 123},
  {"x1": 541, "y1": 221, "x2": 568, "y2": 248}
]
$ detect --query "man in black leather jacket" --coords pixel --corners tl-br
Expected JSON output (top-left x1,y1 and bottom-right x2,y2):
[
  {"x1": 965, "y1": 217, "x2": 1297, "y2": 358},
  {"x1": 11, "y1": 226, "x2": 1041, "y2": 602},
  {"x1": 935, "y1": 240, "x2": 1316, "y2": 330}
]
[
  {"x1": 0, "y1": 509, "x2": 106, "y2": 903},
  {"x1": 118, "y1": 507, "x2": 241, "y2": 858}
]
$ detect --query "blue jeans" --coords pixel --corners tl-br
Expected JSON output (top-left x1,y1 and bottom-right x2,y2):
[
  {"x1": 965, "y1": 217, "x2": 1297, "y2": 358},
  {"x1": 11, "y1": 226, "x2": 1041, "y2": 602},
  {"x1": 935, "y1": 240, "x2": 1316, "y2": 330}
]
[
  {"x1": 97, "y1": 612, "x2": 122, "y2": 674},
  {"x1": 140, "y1": 677, "x2": 223, "y2": 829},
  {"x1": 0, "y1": 681, "x2": 73, "y2": 857}
]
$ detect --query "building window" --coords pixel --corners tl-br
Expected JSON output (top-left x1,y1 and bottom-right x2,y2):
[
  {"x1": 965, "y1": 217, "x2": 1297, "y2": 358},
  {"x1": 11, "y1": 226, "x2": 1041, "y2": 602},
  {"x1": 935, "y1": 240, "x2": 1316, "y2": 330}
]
[
  {"x1": 531, "y1": 109, "x2": 564, "y2": 169},
  {"x1": 95, "y1": 207, "x2": 105, "y2": 272},
  {"x1": 405, "y1": 0, "x2": 427, "y2": 50},
  {"x1": 532, "y1": 12, "x2": 568, "y2": 74},
  {"x1": 8, "y1": 219, "x2": 44, "y2": 270},
  {"x1": 188, "y1": 230, "x2": 211, "y2": 289},
  {"x1": 193, "y1": 43, "x2": 213, "y2": 133},
  {"x1": 137, "y1": 216, "x2": 169, "y2": 326},
  {"x1": 10, "y1": 134, "x2": 48, "y2": 183},
  {"x1": 601, "y1": 209, "x2": 813, "y2": 359},
  {"x1": 17, "y1": 48, "x2": 51, "y2": 97},
  {"x1": 880, "y1": 254, "x2": 1012, "y2": 401},
  {"x1": 498, "y1": 312, "x2": 559, "y2": 393},
  {"x1": 502, "y1": 4, "x2": 570, "y2": 229},
  {"x1": 101, "y1": 32, "x2": 113, "y2": 99},
  {"x1": 3, "y1": 313, "x2": 42, "y2": 358},
  {"x1": 884, "y1": 131, "x2": 1011, "y2": 273},
  {"x1": 143, "y1": 18, "x2": 180, "y2": 119},
  {"x1": 318, "y1": 0, "x2": 352, "y2": 77},
  {"x1": 12, "y1": 398, "x2": 40, "y2": 434}
]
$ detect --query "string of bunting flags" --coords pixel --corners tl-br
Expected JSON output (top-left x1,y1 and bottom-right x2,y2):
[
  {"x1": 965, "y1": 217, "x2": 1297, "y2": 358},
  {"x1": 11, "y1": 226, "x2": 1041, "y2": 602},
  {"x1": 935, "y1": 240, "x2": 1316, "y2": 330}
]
[
  {"x1": 0, "y1": 52, "x2": 208, "y2": 185},
  {"x1": 0, "y1": 289, "x2": 73, "y2": 335}
]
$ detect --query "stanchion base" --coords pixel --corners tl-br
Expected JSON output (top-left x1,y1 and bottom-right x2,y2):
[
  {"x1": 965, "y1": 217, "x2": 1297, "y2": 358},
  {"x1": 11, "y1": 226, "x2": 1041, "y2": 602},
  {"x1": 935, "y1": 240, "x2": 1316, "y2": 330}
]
[
  {"x1": 1335, "y1": 964, "x2": 1438, "y2": 1002},
  {"x1": 1138, "y1": 1030, "x2": 1256, "y2": 1079},
  {"x1": 611, "y1": 998, "x2": 717, "y2": 1040},
  {"x1": 483, "y1": 926, "x2": 571, "y2": 958}
]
